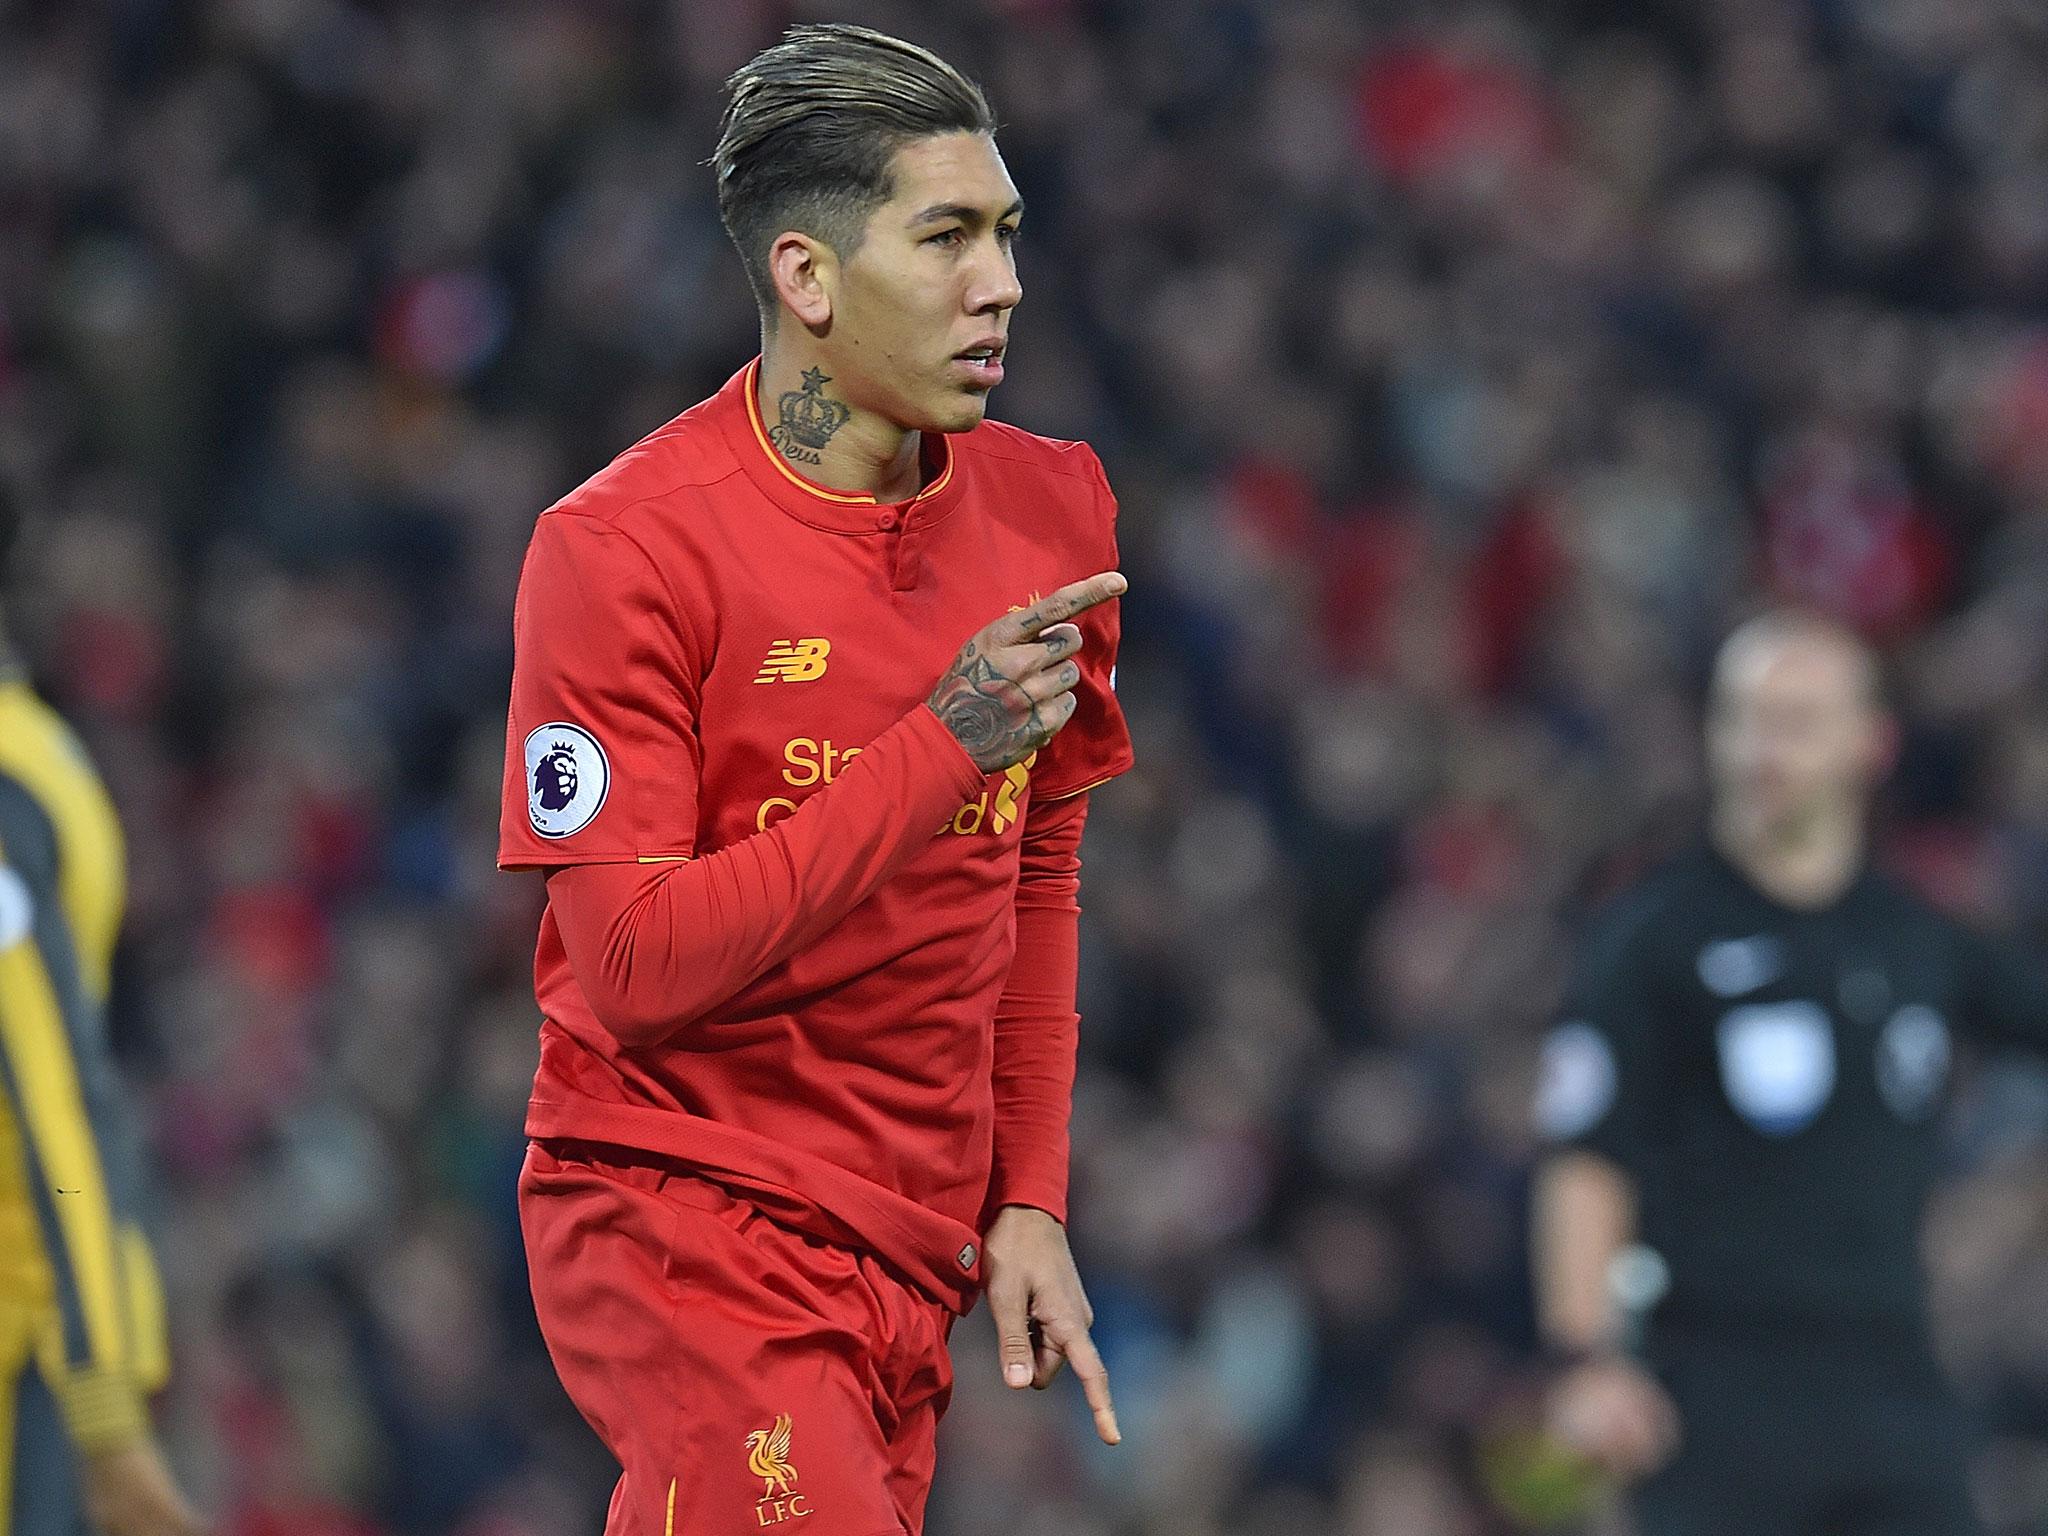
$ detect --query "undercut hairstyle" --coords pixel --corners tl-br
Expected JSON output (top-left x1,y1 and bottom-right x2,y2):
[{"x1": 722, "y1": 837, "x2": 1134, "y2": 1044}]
[{"x1": 713, "y1": 23, "x2": 996, "y2": 317}]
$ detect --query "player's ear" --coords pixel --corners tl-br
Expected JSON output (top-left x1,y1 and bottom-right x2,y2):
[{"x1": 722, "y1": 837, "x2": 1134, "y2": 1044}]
[{"x1": 768, "y1": 232, "x2": 835, "y2": 333}]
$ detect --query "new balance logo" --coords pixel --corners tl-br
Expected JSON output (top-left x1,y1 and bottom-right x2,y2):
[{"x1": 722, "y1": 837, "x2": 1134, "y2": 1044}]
[{"x1": 754, "y1": 639, "x2": 832, "y2": 684}]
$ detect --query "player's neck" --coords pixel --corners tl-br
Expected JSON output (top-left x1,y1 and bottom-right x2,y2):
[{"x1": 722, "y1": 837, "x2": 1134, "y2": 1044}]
[
  {"x1": 756, "y1": 349, "x2": 925, "y2": 504},
  {"x1": 1713, "y1": 802, "x2": 1865, "y2": 910}
]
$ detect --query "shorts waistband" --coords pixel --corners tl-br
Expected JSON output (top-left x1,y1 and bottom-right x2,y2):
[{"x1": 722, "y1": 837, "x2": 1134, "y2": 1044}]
[{"x1": 532, "y1": 1138, "x2": 751, "y2": 1213}]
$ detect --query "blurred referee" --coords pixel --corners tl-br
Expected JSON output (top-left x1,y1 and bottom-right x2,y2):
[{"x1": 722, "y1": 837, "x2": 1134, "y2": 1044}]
[
  {"x1": 0, "y1": 485, "x2": 199, "y2": 1536},
  {"x1": 1531, "y1": 610, "x2": 2048, "y2": 1536}
]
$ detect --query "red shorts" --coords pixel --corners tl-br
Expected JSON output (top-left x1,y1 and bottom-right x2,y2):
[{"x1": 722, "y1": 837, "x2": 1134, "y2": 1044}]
[{"x1": 519, "y1": 1140, "x2": 955, "y2": 1536}]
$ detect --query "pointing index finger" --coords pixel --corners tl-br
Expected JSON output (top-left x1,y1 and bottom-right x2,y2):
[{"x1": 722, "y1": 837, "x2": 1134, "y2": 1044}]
[
  {"x1": 1049, "y1": 1321, "x2": 1120, "y2": 1446},
  {"x1": 1005, "y1": 572, "x2": 1126, "y2": 641}
]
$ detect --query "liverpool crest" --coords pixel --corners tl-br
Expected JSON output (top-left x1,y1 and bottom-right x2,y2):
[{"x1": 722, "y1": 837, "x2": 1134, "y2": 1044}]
[{"x1": 744, "y1": 1413, "x2": 810, "y2": 1523}]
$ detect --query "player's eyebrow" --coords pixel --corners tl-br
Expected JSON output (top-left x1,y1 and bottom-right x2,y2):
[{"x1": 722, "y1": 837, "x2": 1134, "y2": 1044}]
[{"x1": 907, "y1": 198, "x2": 1025, "y2": 229}]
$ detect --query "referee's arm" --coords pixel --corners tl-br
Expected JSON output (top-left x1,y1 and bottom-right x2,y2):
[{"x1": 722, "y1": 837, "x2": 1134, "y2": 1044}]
[
  {"x1": 1530, "y1": 898, "x2": 1681, "y2": 1478},
  {"x1": 1533, "y1": 1148, "x2": 1640, "y2": 1353},
  {"x1": 1531, "y1": 902, "x2": 1664, "y2": 1352},
  {"x1": 0, "y1": 782, "x2": 150, "y2": 1453}
]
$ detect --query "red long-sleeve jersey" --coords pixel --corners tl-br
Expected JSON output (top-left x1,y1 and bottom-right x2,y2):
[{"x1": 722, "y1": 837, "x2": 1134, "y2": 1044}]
[{"x1": 498, "y1": 361, "x2": 1131, "y2": 1311}]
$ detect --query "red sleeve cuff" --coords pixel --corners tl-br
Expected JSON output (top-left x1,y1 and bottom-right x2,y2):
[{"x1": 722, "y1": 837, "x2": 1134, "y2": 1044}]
[{"x1": 987, "y1": 1178, "x2": 1070, "y2": 1226}]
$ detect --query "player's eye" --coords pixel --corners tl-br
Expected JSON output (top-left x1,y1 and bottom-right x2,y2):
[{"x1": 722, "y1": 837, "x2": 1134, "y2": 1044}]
[
  {"x1": 926, "y1": 228, "x2": 966, "y2": 248},
  {"x1": 996, "y1": 223, "x2": 1021, "y2": 247}
]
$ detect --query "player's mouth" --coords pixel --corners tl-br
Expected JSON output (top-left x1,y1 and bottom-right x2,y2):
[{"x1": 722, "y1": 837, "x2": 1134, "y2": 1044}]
[{"x1": 951, "y1": 339, "x2": 1006, "y2": 388}]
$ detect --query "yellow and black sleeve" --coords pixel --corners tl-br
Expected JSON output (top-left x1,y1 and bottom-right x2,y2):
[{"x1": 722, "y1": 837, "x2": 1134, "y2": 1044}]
[{"x1": 0, "y1": 765, "x2": 151, "y2": 1453}]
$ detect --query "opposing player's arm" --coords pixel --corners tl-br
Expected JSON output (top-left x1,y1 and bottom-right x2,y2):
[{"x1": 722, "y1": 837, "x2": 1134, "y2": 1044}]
[
  {"x1": 0, "y1": 779, "x2": 148, "y2": 1453},
  {"x1": 0, "y1": 705, "x2": 172, "y2": 1402},
  {"x1": 502, "y1": 511, "x2": 1123, "y2": 1047}
]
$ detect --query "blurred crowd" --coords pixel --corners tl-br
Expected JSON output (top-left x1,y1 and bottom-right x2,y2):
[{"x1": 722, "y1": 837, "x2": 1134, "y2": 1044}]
[{"x1": 7, "y1": 0, "x2": 2048, "y2": 1531}]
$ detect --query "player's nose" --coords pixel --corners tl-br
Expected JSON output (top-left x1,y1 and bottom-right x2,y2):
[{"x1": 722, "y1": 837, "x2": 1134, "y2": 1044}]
[{"x1": 968, "y1": 252, "x2": 1023, "y2": 314}]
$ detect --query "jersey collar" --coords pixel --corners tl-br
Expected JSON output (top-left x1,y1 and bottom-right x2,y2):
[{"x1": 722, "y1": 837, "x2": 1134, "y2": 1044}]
[
  {"x1": 721, "y1": 358, "x2": 961, "y2": 535},
  {"x1": 1704, "y1": 839, "x2": 1873, "y2": 917}
]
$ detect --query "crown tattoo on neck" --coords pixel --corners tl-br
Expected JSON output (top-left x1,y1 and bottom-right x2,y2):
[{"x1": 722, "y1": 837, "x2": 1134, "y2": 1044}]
[{"x1": 769, "y1": 368, "x2": 852, "y2": 466}]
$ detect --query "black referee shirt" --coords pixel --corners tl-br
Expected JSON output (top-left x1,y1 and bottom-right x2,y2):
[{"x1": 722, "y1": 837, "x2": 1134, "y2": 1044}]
[{"x1": 1538, "y1": 845, "x2": 2048, "y2": 1339}]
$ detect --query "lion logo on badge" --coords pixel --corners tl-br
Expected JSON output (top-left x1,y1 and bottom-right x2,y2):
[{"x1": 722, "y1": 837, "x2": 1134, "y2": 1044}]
[
  {"x1": 523, "y1": 722, "x2": 609, "y2": 838},
  {"x1": 533, "y1": 740, "x2": 580, "y2": 812}
]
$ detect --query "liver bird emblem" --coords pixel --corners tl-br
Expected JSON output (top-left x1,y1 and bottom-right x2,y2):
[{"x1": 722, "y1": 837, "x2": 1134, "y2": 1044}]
[{"x1": 745, "y1": 1413, "x2": 798, "y2": 1499}]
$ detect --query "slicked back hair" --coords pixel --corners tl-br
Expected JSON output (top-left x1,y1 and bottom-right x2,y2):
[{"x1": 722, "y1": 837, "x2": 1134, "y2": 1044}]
[{"x1": 713, "y1": 23, "x2": 996, "y2": 319}]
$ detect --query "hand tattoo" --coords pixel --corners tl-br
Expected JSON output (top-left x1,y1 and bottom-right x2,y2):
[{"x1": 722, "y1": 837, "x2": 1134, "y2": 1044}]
[
  {"x1": 768, "y1": 367, "x2": 850, "y2": 466},
  {"x1": 930, "y1": 573, "x2": 1121, "y2": 774},
  {"x1": 928, "y1": 639, "x2": 1047, "y2": 773}
]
